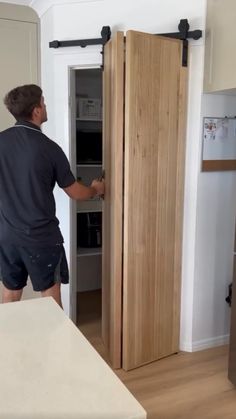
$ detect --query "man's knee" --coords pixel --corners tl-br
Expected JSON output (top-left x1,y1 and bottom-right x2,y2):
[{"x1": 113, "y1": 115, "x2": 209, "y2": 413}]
[
  {"x1": 2, "y1": 285, "x2": 23, "y2": 303},
  {"x1": 41, "y1": 282, "x2": 62, "y2": 308}
]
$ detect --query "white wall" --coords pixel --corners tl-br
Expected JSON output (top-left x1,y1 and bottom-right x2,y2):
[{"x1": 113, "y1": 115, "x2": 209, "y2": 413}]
[
  {"x1": 180, "y1": 42, "x2": 205, "y2": 351},
  {"x1": 36, "y1": 0, "x2": 234, "y2": 353},
  {"x1": 191, "y1": 94, "x2": 236, "y2": 351}
]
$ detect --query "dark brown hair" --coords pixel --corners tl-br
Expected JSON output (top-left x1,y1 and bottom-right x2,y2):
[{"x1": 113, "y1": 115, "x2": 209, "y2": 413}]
[{"x1": 4, "y1": 84, "x2": 42, "y2": 120}]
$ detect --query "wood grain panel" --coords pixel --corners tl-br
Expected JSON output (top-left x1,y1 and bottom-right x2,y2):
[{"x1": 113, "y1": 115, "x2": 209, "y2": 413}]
[
  {"x1": 123, "y1": 31, "x2": 187, "y2": 370},
  {"x1": 202, "y1": 160, "x2": 236, "y2": 171},
  {"x1": 102, "y1": 32, "x2": 124, "y2": 368},
  {"x1": 172, "y1": 66, "x2": 188, "y2": 352}
]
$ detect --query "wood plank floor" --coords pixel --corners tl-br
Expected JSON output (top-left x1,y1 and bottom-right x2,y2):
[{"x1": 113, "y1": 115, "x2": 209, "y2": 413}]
[{"x1": 77, "y1": 291, "x2": 236, "y2": 419}]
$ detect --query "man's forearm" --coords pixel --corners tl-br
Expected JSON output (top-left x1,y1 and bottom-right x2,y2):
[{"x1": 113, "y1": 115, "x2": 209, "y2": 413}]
[{"x1": 64, "y1": 182, "x2": 97, "y2": 200}]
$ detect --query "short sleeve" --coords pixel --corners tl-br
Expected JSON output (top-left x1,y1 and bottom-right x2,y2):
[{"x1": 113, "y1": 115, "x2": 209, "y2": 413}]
[{"x1": 52, "y1": 144, "x2": 75, "y2": 188}]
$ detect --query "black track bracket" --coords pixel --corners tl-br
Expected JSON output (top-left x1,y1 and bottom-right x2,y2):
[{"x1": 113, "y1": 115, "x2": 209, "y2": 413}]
[
  {"x1": 49, "y1": 26, "x2": 111, "y2": 68},
  {"x1": 157, "y1": 19, "x2": 202, "y2": 67},
  {"x1": 49, "y1": 20, "x2": 202, "y2": 68},
  {"x1": 49, "y1": 26, "x2": 111, "y2": 49}
]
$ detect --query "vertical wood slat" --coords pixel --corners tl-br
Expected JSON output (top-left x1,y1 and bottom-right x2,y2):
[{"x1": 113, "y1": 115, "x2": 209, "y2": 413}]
[
  {"x1": 122, "y1": 31, "x2": 187, "y2": 370},
  {"x1": 172, "y1": 66, "x2": 188, "y2": 351},
  {"x1": 102, "y1": 32, "x2": 124, "y2": 368}
]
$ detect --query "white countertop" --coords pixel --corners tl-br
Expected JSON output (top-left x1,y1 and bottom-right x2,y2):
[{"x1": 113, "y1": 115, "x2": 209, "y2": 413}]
[{"x1": 0, "y1": 297, "x2": 146, "y2": 419}]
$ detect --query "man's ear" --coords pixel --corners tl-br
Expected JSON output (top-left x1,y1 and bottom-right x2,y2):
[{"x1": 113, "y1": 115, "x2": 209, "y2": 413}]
[{"x1": 32, "y1": 106, "x2": 40, "y2": 118}]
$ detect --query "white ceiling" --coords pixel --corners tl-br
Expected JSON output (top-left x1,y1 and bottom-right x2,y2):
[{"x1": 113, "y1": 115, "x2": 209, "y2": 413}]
[
  {"x1": 0, "y1": 0, "x2": 31, "y2": 5},
  {"x1": 0, "y1": 0, "x2": 99, "y2": 16},
  {"x1": 0, "y1": 0, "x2": 62, "y2": 16},
  {"x1": 0, "y1": 0, "x2": 46, "y2": 16}
]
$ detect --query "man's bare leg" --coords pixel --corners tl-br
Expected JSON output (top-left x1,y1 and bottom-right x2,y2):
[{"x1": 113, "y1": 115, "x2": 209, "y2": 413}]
[
  {"x1": 2, "y1": 285, "x2": 23, "y2": 303},
  {"x1": 41, "y1": 282, "x2": 62, "y2": 308}
]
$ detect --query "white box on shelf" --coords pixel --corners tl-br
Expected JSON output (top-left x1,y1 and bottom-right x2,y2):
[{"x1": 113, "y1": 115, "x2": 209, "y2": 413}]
[{"x1": 77, "y1": 98, "x2": 102, "y2": 120}]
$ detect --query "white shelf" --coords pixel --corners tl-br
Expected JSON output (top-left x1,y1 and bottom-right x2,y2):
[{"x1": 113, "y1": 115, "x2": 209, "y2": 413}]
[
  {"x1": 76, "y1": 118, "x2": 102, "y2": 122},
  {"x1": 77, "y1": 200, "x2": 102, "y2": 213},
  {"x1": 77, "y1": 247, "x2": 102, "y2": 257},
  {"x1": 77, "y1": 164, "x2": 102, "y2": 168},
  {"x1": 77, "y1": 198, "x2": 101, "y2": 204},
  {"x1": 77, "y1": 209, "x2": 102, "y2": 214}
]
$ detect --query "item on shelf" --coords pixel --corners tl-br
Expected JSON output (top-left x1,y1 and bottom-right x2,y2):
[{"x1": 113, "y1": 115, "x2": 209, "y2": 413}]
[
  {"x1": 77, "y1": 212, "x2": 102, "y2": 248},
  {"x1": 76, "y1": 130, "x2": 102, "y2": 164},
  {"x1": 77, "y1": 97, "x2": 102, "y2": 120},
  {"x1": 226, "y1": 283, "x2": 232, "y2": 307}
]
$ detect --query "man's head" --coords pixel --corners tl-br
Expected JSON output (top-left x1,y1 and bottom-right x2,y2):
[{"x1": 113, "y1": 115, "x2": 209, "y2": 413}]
[{"x1": 4, "y1": 84, "x2": 47, "y2": 126}]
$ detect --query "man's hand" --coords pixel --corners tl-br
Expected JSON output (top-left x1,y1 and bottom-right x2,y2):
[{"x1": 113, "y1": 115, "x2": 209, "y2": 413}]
[
  {"x1": 64, "y1": 178, "x2": 105, "y2": 201},
  {"x1": 91, "y1": 179, "x2": 105, "y2": 197}
]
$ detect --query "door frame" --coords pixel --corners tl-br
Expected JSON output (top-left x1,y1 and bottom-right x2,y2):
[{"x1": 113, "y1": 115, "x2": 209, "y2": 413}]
[{"x1": 102, "y1": 33, "x2": 125, "y2": 369}]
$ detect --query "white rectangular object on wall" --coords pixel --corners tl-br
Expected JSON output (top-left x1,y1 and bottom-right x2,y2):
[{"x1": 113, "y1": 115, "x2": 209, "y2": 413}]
[
  {"x1": 202, "y1": 117, "x2": 236, "y2": 171},
  {"x1": 77, "y1": 98, "x2": 102, "y2": 120}
]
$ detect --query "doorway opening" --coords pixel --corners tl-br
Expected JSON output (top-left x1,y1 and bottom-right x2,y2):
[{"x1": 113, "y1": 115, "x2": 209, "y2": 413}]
[{"x1": 70, "y1": 67, "x2": 103, "y2": 344}]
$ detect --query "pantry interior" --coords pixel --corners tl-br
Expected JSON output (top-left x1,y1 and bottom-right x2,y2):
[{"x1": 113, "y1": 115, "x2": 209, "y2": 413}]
[{"x1": 71, "y1": 67, "x2": 103, "y2": 333}]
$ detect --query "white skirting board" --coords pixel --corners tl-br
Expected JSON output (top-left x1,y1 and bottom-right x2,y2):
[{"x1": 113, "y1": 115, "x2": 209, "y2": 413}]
[{"x1": 180, "y1": 334, "x2": 230, "y2": 352}]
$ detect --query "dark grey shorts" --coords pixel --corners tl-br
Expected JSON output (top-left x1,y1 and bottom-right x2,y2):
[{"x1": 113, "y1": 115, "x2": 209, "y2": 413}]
[{"x1": 0, "y1": 243, "x2": 69, "y2": 292}]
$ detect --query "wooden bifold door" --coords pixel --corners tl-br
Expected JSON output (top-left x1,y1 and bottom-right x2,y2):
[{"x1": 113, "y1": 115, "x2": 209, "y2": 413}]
[{"x1": 102, "y1": 30, "x2": 188, "y2": 371}]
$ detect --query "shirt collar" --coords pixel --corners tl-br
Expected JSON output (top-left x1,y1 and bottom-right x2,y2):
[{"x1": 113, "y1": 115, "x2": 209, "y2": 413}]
[{"x1": 15, "y1": 120, "x2": 42, "y2": 132}]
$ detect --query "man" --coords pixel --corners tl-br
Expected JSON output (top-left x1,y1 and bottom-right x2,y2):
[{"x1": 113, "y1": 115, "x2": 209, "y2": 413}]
[{"x1": 0, "y1": 84, "x2": 105, "y2": 307}]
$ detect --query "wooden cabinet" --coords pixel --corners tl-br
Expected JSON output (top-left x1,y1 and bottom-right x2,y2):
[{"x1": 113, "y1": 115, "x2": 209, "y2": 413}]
[
  {"x1": 0, "y1": 3, "x2": 39, "y2": 130},
  {"x1": 204, "y1": 0, "x2": 236, "y2": 93},
  {"x1": 102, "y1": 31, "x2": 188, "y2": 370}
]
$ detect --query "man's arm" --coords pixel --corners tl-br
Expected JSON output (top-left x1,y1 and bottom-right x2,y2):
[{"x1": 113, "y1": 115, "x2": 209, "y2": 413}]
[{"x1": 63, "y1": 179, "x2": 104, "y2": 201}]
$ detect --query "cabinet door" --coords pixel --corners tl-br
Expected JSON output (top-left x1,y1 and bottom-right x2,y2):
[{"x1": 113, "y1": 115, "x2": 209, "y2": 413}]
[
  {"x1": 0, "y1": 18, "x2": 38, "y2": 131},
  {"x1": 0, "y1": 16, "x2": 38, "y2": 302},
  {"x1": 102, "y1": 32, "x2": 124, "y2": 368},
  {"x1": 204, "y1": 0, "x2": 236, "y2": 92},
  {"x1": 123, "y1": 31, "x2": 188, "y2": 370}
]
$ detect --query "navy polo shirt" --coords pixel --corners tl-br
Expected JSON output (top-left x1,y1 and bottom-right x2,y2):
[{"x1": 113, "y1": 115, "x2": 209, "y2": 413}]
[{"x1": 0, "y1": 121, "x2": 75, "y2": 247}]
